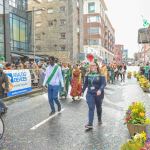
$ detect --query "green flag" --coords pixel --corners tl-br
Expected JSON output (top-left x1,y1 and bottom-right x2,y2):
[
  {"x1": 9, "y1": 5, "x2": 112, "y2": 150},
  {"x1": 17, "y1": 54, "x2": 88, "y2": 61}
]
[{"x1": 143, "y1": 18, "x2": 150, "y2": 28}]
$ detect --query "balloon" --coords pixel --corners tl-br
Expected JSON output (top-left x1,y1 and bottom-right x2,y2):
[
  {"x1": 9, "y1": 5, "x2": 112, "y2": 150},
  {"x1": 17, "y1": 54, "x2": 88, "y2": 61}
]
[{"x1": 87, "y1": 54, "x2": 94, "y2": 62}]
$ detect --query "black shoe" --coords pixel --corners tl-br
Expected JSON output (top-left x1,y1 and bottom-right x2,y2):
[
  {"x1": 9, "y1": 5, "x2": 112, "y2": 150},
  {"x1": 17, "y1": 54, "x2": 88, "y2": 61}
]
[
  {"x1": 58, "y1": 105, "x2": 61, "y2": 112},
  {"x1": 85, "y1": 124, "x2": 93, "y2": 129},
  {"x1": 49, "y1": 111, "x2": 55, "y2": 116},
  {"x1": 98, "y1": 120, "x2": 102, "y2": 125}
]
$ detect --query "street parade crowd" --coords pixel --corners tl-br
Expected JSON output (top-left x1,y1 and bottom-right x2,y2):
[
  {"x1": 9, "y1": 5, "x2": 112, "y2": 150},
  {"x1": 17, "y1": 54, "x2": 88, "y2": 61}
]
[
  {"x1": 0, "y1": 55, "x2": 128, "y2": 129},
  {"x1": 0, "y1": 55, "x2": 129, "y2": 129}
]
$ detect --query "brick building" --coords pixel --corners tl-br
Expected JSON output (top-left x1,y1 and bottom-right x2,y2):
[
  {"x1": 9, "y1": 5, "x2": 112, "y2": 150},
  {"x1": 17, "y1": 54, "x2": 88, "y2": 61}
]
[
  {"x1": 113, "y1": 44, "x2": 123, "y2": 64},
  {"x1": 28, "y1": 0, "x2": 83, "y2": 62},
  {"x1": 83, "y1": 0, "x2": 115, "y2": 63}
]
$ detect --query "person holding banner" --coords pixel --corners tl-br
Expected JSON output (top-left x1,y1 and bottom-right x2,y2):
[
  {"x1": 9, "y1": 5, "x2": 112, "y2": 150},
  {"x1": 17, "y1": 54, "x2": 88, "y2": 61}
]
[{"x1": 43, "y1": 57, "x2": 64, "y2": 116}]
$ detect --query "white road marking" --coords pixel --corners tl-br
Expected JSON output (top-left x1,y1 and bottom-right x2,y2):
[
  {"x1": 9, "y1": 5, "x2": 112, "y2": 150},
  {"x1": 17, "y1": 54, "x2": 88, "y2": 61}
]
[{"x1": 30, "y1": 109, "x2": 65, "y2": 130}]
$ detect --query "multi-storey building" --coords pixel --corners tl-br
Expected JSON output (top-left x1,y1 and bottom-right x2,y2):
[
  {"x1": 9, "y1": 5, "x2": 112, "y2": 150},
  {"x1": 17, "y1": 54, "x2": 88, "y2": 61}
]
[
  {"x1": 0, "y1": 0, "x2": 29, "y2": 62},
  {"x1": 83, "y1": 0, "x2": 115, "y2": 63},
  {"x1": 113, "y1": 44, "x2": 123, "y2": 64},
  {"x1": 28, "y1": 0, "x2": 83, "y2": 62}
]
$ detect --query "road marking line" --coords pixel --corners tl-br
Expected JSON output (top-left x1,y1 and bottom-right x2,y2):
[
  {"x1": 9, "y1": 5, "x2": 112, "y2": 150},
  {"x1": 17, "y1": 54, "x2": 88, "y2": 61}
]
[{"x1": 30, "y1": 109, "x2": 65, "y2": 130}]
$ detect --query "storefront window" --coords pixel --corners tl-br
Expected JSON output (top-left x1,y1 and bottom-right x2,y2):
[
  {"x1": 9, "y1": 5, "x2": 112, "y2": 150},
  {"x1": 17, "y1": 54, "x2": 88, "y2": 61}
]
[{"x1": 10, "y1": 13, "x2": 27, "y2": 52}]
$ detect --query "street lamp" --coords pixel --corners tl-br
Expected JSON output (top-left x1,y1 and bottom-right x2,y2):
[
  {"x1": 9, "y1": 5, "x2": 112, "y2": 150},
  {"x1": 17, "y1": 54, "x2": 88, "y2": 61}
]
[{"x1": 27, "y1": 7, "x2": 46, "y2": 62}]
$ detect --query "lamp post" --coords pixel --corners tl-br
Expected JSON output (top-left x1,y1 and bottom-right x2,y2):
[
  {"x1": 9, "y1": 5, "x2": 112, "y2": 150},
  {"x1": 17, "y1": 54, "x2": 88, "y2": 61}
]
[{"x1": 27, "y1": 7, "x2": 45, "y2": 62}]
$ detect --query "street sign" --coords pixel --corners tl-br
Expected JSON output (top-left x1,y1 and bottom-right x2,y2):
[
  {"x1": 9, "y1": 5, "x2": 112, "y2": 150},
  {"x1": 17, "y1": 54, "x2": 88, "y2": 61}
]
[{"x1": 138, "y1": 27, "x2": 150, "y2": 44}]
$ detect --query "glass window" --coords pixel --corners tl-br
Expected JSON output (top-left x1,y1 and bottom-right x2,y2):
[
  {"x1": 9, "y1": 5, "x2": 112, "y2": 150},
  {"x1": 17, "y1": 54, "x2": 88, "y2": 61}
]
[
  {"x1": 0, "y1": 5, "x2": 4, "y2": 34},
  {"x1": 47, "y1": 8, "x2": 53, "y2": 14},
  {"x1": 9, "y1": 0, "x2": 17, "y2": 8},
  {"x1": 20, "y1": 22, "x2": 26, "y2": 42},
  {"x1": 60, "y1": 33, "x2": 66, "y2": 39},
  {"x1": 35, "y1": 10, "x2": 42, "y2": 15},
  {"x1": 48, "y1": 20, "x2": 53, "y2": 27},
  {"x1": 0, "y1": 34, "x2": 4, "y2": 42},
  {"x1": 88, "y1": 39, "x2": 99, "y2": 45},
  {"x1": 60, "y1": 6, "x2": 65, "y2": 13},
  {"x1": 88, "y1": 27, "x2": 100, "y2": 34},
  {"x1": 13, "y1": 19, "x2": 20, "y2": 41},
  {"x1": 0, "y1": 42, "x2": 4, "y2": 52},
  {"x1": 60, "y1": 45, "x2": 65, "y2": 51},
  {"x1": 87, "y1": 16, "x2": 100, "y2": 23},
  {"x1": 60, "y1": 19, "x2": 66, "y2": 25},
  {"x1": 36, "y1": 22, "x2": 42, "y2": 27},
  {"x1": 88, "y1": 2, "x2": 95, "y2": 13}
]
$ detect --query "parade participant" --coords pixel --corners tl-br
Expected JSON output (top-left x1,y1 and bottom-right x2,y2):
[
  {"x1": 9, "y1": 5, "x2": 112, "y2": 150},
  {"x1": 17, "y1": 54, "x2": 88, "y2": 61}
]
[
  {"x1": 60, "y1": 63, "x2": 70, "y2": 99},
  {"x1": 100, "y1": 63, "x2": 108, "y2": 82},
  {"x1": 43, "y1": 56, "x2": 64, "y2": 116},
  {"x1": 0, "y1": 64, "x2": 8, "y2": 114},
  {"x1": 122, "y1": 63, "x2": 127, "y2": 82},
  {"x1": 109, "y1": 64, "x2": 115, "y2": 84},
  {"x1": 118, "y1": 65, "x2": 123, "y2": 81},
  {"x1": 82, "y1": 62, "x2": 106, "y2": 129},
  {"x1": 70, "y1": 65, "x2": 82, "y2": 100},
  {"x1": 144, "y1": 63, "x2": 150, "y2": 79},
  {"x1": 80, "y1": 63, "x2": 87, "y2": 84}
]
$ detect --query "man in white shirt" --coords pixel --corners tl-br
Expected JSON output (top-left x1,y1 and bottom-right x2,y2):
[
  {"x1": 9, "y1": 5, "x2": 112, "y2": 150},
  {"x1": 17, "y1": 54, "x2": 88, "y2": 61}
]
[{"x1": 43, "y1": 57, "x2": 64, "y2": 116}]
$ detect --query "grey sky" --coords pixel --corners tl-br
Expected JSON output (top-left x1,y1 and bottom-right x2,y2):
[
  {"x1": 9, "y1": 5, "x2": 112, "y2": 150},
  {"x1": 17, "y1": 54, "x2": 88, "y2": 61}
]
[{"x1": 105, "y1": 0, "x2": 150, "y2": 58}]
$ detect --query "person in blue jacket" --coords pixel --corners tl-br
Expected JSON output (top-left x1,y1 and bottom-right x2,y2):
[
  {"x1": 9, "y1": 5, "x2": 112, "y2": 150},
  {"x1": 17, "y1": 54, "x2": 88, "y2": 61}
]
[{"x1": 82, "y1": 62, "x2": 106, "y2": 129}]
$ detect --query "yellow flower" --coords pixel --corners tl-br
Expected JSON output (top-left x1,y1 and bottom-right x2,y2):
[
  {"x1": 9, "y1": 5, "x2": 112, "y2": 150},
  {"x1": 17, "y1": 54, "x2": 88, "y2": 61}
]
[
  {"x1": 145, "y1": 118, "x2": 150, "y2": 124},
  {"x1": 139, "y1": 112, "x2": 145, "y2": 117},
  {"x1": 132, "y1": 109, "x2": 138, "y2": 113},
  {"x1": 140, "y1": 132, "x2": 147, "y2": 141}
]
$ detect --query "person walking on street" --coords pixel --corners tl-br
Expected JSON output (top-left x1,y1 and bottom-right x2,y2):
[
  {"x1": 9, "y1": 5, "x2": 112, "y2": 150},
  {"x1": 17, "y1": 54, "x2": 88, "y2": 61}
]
[
  {"x1": 82, "y1": 62, "x2": 106, "y2": 129},
  {"x1": 70, "y1": 65, "x2": 82, "y2": 101},
  {"x1": 43, "y1": 57, "x2": 64, "y2": 116}
]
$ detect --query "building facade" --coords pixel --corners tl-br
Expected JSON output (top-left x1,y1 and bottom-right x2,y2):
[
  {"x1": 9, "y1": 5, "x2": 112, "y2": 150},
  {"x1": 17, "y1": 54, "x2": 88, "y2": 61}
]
[
  {"x1": 134, "y1": 44, "x2": 150, "y2": 65},
  {"x1": 113, "y1": 44, "x2": 123, "y2": 64},
  {"x1": 28, "y1": 0, "x2": 83, "y2": 62},
  {"x1": 122, "y1": 49, "x2": 128, "y2": 63},
  {"x1": 83, "y1": 0, "x2": 115, "y2": 63},
  {"x1": 0, "y1": 0, "x2": 29, "y2": 62}
]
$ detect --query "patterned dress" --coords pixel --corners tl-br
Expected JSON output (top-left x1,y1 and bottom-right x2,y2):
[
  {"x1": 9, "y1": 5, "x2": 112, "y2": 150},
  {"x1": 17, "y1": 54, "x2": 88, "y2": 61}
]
[{"x1": 70, "y1": 68, "x2": 82, "y2": 97}]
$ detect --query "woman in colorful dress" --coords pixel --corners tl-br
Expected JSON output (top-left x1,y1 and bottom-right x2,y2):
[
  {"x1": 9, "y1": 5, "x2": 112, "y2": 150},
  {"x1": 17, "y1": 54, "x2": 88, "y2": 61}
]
[
  {"x1": 60, "y1": 63, "x2": 70, "y2": 99},
  {"x1": 70, "y1": 65, "x2": 82, "y2": 100}
]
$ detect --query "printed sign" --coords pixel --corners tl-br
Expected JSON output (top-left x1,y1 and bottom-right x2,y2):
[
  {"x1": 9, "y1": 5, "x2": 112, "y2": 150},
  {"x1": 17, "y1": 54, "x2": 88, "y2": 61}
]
[{"x1": 4, "y1": 69, "x2": 32, "y2": 97}]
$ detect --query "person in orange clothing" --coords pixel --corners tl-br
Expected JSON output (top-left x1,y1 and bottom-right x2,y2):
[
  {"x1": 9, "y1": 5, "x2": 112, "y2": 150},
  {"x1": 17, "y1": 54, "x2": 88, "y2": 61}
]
[
  {"x1": 100, "y1": 63, "x2": 108, "y2": 82},
  {"x1": 70, "y1": 65, "x2": 82, "y2": 101}
]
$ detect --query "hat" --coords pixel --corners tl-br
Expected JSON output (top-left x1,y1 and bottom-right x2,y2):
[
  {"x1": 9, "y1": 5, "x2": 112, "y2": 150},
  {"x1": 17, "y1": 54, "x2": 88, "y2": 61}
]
[{"x1": 0, "y1": 64, "x2": 3, "y2": 69}]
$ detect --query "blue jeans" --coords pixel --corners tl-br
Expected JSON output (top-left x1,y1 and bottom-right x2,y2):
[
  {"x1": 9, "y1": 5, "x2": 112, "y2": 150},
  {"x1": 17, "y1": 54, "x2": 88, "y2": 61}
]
[
  {"x1": 48, "y1": 85, "x2": 61, "y2": 112},
  {"x1": 86, "y1": 93, "x2": 103, "y2": 125}
]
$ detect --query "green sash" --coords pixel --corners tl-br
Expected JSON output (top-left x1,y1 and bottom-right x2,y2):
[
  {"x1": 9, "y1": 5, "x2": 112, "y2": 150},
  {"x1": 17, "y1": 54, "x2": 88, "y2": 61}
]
[{"x1": 46, "y1": 65, "x2": 59, "y2": 85}]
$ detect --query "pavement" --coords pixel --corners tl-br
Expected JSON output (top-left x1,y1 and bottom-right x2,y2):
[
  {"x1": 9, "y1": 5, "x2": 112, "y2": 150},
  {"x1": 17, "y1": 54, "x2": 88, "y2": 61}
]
[{"x1": 0, "y1": 66, "x2": 150, "y2": 150}]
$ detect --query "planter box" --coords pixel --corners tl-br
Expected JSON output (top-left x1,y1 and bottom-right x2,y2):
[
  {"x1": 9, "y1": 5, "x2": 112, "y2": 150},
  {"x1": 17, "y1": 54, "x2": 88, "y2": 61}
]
[
  {"x1": 127, "y1": 123, "x2": 146, "y2": 137},
  {"x1": 141, "y1": 87, "x2": 149, "y2": 92}
]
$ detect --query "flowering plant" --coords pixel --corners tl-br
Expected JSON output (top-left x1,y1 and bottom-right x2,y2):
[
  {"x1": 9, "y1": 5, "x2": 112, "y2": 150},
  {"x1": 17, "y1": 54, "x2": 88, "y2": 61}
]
[
  {"x1": 120, "y1": 132, "x2": 148, "y2": 150},
  {"x1": 127, "y1": 72, "x2": 132, "y2": 78},
  {"x1": 125, "y1": 102, "x2": 150, "y2": 125},
  {"x1": 139, "y1": 77, "x2": 150, "y2": 89}
]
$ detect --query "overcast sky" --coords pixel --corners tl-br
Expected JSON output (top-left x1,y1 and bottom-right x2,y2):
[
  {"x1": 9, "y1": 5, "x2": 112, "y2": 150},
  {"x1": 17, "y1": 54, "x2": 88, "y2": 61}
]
[{"x1": 105, "y1": 0, "x2": 150, "y2": 58}]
